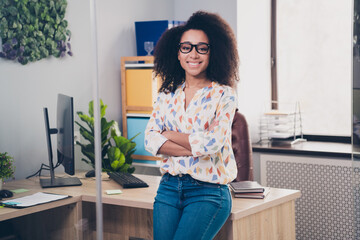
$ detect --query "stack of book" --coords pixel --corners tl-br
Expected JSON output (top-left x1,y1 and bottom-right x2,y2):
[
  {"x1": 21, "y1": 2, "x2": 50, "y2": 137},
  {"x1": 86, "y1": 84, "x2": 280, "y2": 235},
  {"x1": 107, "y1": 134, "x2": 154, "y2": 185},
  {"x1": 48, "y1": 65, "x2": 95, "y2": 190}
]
[{"x1": 229, "y1": 181, "x2": 270, "y2": 199}]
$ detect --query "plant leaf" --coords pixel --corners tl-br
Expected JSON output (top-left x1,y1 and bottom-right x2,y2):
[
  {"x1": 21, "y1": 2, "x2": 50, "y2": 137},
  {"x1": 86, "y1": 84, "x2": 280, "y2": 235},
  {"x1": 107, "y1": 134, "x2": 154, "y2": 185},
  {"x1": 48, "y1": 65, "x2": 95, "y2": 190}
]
[
  {"x1": 101, "y1": 118, "x2": 114, "y2": 136},
  {"x1": 119, "y1": 163, "x2": 130, "y2": 173},
  {"x1": 110, "y1": 153, "x2": 125, "y2": 171},
  {"x1": 102, "y1": 144, "x2": 110, "y2": 159},
  {"x1": 77, "y1": 113, "x2": 94, "y2": 129},
  {"x1": 79, "y1": 127, "x2": 94, "y2": 143},
  {"x1": 100, "y1": 99, "x2": 107, "y2": 118},
  {"x1": 108, "y1": 147, "x2": 120, "y2": 162},
  {"x1": 80, "y1": 144, "x2": 95, "y2": 164},
  {"x1": 129, "y1": 132, "x2": 141, "y2": 142},
  {"x1": 127, "y1": 166, "x2": 135, "y2": 174}
]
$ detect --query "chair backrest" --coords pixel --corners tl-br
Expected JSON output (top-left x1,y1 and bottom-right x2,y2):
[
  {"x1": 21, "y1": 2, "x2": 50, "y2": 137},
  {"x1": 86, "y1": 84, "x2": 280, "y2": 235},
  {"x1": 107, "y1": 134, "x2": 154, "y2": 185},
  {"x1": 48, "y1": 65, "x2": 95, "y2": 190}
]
[{"x1": 231, "y1": 110, "x2": 253, "y2": 182}]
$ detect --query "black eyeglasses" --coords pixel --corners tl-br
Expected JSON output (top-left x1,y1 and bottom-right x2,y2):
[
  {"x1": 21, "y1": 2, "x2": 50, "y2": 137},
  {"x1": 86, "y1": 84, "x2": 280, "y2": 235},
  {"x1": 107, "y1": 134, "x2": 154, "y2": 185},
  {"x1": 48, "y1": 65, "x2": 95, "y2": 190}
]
[{"x1": 179, "y1": 42, "x2": 210, "y2": 54}]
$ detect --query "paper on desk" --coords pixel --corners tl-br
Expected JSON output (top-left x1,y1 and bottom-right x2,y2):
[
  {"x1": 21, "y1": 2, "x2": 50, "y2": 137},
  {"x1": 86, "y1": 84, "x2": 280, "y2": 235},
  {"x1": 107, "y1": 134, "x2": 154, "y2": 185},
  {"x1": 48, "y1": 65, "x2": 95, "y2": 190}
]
[{"x1": 1, "y1": 192, "x2": 70, "y2": 208}]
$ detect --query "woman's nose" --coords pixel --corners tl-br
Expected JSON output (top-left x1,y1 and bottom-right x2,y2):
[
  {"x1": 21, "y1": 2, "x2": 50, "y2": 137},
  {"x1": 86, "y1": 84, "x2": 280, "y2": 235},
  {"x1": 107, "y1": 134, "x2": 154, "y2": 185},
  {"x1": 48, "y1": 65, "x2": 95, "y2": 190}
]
[{"x1": 189, "y1": 47, "x2": 199, "y2": 58}]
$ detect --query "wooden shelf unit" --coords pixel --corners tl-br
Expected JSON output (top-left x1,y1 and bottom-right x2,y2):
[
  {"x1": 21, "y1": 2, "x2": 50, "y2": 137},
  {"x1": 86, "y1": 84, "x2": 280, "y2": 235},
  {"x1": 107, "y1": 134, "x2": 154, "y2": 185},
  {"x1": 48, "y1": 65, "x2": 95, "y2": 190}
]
[{"x1": 121, "y1": 56, "x2": 162, "y2": 162}]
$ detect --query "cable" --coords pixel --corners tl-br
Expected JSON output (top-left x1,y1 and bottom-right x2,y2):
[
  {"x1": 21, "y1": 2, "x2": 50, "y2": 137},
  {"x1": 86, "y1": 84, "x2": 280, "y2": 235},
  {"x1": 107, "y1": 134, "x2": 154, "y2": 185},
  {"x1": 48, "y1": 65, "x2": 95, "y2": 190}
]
[
  {"x1": 26, "y1": 163, "x2": 51, "y2": 179},
  {"x1": 26, "y1": 160, "x2": 62, "y2": 179}
]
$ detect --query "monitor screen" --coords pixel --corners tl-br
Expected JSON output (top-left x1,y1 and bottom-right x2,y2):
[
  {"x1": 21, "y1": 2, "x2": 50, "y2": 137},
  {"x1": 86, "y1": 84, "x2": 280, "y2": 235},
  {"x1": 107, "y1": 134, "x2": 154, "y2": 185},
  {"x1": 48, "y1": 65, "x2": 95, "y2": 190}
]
[{"x1": 57, "y1": 94, "x2": 75, "y2": 175}]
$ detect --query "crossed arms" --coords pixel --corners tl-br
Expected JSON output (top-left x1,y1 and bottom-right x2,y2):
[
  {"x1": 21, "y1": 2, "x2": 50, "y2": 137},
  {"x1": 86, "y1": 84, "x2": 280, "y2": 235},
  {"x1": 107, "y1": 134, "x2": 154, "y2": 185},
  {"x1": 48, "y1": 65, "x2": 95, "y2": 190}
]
[{"x1": 157, "y1": 120, "x2": 219, "y2": 156}]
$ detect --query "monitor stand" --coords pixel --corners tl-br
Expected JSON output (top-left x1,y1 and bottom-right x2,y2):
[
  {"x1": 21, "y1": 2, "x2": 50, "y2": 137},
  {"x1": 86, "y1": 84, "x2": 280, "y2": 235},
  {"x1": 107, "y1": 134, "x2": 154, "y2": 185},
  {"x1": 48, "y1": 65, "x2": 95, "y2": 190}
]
[{"x1": 40, "y1": 177, "x2": 82, "y2": 188}]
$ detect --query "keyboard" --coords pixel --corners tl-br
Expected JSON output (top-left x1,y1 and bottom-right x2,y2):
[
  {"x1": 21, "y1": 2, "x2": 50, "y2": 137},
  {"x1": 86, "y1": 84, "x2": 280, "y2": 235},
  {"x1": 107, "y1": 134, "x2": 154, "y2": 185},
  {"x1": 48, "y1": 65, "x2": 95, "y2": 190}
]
[{"x1": 107, "y1": 172, "x2": 149, "y2": 188}]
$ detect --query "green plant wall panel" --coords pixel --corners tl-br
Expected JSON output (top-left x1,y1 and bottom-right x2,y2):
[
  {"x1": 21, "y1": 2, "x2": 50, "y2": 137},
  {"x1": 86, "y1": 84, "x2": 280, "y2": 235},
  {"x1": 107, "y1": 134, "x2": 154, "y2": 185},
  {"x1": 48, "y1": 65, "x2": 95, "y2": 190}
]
[{"x1": 0, "y1": 0, "x2": 72, "y2": 65}]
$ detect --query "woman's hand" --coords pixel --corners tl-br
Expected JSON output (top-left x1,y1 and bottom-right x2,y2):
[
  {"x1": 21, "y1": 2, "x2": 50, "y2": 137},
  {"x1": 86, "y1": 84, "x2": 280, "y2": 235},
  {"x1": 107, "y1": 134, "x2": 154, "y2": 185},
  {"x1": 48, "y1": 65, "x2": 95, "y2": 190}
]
[
  {"x1": 161, "y1": 130, "x2": 173, "y2": 139},
  {"x1": 161, "y1": 131, "x2": 192, "y2": 151},
  {"x1": 157, "y1": 140, "x2": 193, "y2": 156}
]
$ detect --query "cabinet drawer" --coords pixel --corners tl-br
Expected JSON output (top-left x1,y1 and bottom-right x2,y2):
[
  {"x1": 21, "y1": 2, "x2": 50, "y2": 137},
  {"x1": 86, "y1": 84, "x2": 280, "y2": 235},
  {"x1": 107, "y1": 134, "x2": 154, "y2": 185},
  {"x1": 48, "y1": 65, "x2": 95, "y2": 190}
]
[{"x1": 125, "y1": 69, "x2": 157, "y2": 114}]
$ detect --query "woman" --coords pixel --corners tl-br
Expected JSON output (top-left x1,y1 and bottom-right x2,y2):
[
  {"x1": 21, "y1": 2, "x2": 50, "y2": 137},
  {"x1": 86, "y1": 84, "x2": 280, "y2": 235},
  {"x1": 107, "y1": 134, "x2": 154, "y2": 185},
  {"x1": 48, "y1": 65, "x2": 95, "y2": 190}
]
[{"x1": 144, "y1": 11, "x2": 240, "y2": 240}]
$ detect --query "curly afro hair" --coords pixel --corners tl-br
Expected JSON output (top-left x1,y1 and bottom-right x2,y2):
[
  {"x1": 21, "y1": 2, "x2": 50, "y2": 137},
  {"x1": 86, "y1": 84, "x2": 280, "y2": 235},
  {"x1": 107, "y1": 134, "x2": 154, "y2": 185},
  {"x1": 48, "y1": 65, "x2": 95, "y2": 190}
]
[{"x1": 154, "y1": 11, "x2": 239, "y2": 93}]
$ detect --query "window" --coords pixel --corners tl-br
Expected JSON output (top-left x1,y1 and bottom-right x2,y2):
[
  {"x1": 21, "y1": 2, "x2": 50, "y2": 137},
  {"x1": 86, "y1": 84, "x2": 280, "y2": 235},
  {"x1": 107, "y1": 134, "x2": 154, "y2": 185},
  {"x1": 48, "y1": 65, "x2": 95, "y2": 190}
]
[{"x1": 271, "y1": 0, "x2": 352, "y2": 136}]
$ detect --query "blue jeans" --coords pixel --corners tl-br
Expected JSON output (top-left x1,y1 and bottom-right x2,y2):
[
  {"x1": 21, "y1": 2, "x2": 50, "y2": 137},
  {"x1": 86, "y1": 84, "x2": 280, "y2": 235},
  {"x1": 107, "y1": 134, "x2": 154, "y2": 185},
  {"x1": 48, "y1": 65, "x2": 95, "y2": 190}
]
[{"x1": 153, "y1": 173, "x2": 232, "y2": 240}]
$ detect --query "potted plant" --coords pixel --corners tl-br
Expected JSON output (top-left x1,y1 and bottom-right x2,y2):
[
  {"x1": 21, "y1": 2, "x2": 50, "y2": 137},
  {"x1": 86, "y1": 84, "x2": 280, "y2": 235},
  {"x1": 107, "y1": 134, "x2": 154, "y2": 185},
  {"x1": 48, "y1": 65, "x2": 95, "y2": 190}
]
[
  {"x1": 0, "y1": 152, "x2": 15, "y2": 190},
  {"x1": 75, "y1": 100, "x2": 138, "y2": 174}
]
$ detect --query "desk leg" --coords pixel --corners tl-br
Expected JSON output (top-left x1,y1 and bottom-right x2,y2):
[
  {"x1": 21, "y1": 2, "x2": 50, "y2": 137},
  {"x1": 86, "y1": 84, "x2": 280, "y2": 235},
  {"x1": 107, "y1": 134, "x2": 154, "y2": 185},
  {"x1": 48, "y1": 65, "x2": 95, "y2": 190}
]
[{"x1": 75, "y1": 200, "x2": 84, "y2": 240}]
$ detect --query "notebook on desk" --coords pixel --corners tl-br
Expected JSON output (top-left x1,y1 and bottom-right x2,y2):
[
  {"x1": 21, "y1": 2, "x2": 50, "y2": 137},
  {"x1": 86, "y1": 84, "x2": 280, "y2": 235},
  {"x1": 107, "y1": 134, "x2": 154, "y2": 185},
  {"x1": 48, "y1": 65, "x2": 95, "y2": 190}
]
[
  {"x1": 229, "y1": 181, "x2": 265, "y2": 193},
  {"x1": 1, "y1": 192, "x2": 70, "y2": 208}
]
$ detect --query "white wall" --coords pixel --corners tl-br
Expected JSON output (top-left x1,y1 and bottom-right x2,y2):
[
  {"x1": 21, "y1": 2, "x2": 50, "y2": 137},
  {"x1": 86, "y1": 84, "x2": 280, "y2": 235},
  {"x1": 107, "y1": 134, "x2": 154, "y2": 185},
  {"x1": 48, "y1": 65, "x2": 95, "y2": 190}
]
[
  {"x1": 0, "y1": 0, "x2": 94, "y2": 180},
  {"x1": 236, "y1": 0, "x2": 271, "y2": 143},
  {"x1": 235, "y1": 1, "x2": 272, "y2": 181},
  {"x1": 174, "y1": 0, "x2": 237, "y2": 36}
]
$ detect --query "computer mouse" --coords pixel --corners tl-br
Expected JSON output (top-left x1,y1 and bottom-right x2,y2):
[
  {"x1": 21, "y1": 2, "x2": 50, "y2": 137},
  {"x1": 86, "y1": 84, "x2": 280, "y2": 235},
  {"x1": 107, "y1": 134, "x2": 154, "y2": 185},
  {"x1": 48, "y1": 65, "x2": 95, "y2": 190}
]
[
  {"x1": 85, "y1": 169, "x2": 96, "y2": 178},
  {"x1": 0, "y1": 189, "x2": 13, "y2": 198}
]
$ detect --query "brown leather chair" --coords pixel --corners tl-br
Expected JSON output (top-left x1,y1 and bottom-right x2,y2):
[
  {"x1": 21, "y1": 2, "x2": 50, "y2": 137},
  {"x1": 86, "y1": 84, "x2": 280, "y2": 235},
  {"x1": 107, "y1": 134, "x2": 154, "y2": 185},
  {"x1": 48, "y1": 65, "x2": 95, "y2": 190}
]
[{"x1": 231, "y1": 110, "x2": 254, "y2": 182}]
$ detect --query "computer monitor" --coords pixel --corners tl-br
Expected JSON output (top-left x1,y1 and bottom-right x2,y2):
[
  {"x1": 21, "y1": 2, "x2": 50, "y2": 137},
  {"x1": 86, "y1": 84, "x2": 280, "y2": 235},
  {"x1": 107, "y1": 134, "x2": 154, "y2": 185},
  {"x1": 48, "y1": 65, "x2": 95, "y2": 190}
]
[
  {"x1": 57, "y1": 94, "x2": 76, "y2": 175},
  {"x1": 40, "y1": 94, "x2": 82, "y2": 188}
]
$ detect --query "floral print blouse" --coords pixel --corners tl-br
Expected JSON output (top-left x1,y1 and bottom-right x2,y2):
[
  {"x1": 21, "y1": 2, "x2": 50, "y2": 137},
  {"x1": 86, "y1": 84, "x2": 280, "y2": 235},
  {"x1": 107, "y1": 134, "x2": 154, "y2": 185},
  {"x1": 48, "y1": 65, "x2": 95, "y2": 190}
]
[{"x1": 144, "y1": 82, "x2": 238, "y2": 184}]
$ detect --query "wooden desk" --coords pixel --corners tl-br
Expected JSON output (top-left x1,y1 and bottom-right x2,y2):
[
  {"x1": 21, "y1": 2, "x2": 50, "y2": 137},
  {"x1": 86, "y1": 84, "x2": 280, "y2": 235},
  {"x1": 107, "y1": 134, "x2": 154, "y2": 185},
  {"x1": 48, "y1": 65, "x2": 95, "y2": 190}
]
[{"x1": 0, "y1": 175, "x2": 300, "y2": 240}]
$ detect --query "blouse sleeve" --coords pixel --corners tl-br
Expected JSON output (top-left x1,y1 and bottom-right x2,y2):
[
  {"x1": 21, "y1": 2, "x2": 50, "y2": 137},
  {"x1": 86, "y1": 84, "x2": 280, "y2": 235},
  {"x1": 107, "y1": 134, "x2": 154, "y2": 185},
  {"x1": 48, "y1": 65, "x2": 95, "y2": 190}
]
[
  {"x1": 188, "y1": 87, "x2": 237, "y2": 157},
  {"x1": 144, "y1": 93, "x2": 168, "y2": 156}
]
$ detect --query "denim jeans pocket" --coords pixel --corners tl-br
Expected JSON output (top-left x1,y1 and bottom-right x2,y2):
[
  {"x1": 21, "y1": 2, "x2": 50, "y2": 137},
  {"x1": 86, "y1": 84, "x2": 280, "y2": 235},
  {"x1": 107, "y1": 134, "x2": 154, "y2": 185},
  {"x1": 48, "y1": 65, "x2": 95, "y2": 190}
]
[{"x1": 160, "y1": 173, "x2": 170, "y2": 184}]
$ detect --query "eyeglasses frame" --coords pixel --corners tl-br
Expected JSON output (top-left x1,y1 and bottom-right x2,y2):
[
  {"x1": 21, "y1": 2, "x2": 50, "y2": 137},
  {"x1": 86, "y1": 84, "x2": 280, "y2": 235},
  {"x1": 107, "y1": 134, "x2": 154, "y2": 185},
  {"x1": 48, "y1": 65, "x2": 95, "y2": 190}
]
[{"x1": 178, "y1": 42, "x2": 210, "y2": 55}]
